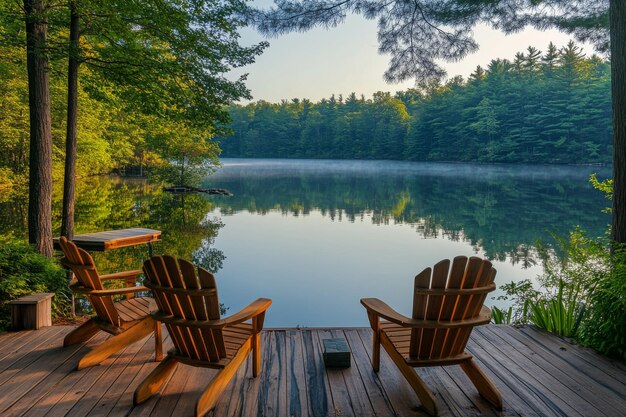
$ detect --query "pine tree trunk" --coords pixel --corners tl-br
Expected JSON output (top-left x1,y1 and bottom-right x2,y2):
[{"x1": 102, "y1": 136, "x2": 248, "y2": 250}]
[
  {"x1": 25, "y1": 0, "x2": 53, "y2": 257},
  {"x1": 611, "y1": 0, "x2": 626, "y2": 244},
  {"x1": 62, "y1": 1, "x2": 80, "y2": 240}
]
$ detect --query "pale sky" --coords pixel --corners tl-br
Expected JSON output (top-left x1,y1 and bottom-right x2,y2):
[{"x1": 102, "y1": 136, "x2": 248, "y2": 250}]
[{"x1": 234, "y1": 3, "x2": 591, "y2": 103}]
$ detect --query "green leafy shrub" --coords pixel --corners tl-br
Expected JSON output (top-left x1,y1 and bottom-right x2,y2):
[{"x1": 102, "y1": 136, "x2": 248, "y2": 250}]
[
  {"x1": 495, "y1": 278, "x2": 539, "y2": 324},
  {"x1": 580, "y1": 245, "x2": 626, "y2": 360},
  {"x1": 0, "y1": 238, "x2": 71, "y2": 330}
]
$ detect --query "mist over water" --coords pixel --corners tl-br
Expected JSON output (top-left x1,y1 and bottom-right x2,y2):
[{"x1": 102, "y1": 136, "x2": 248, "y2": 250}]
[
  {"x1": 204, "y1": 158, "x2": 610, "y2": 327},
  {"x1": 213, "y1": 158, "x2": 608, "y2": 180}
]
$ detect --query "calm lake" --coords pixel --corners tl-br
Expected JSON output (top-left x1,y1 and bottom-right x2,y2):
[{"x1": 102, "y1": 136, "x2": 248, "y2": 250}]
[
  {"x1": 204, "y1": 159, "x2": 609, "y2": 327},
  {"x1": 0, "y1": 158, "x2": 611, "y2": 327}
]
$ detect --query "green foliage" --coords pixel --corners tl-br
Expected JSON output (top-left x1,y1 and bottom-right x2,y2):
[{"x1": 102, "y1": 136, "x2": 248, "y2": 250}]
[
  {"x1": 146, "y1": 122, "x2": 220, "y2": 187},
  {"x1": 218, "y1": 42, "x2": 611, "y2": 164},
  {"x1": 497, "y1": 279, "x2": 539, "y2": 324},
  {"x1": 590, "y1": 173, "x2": 613, "y2": 207},
  {"x1": 590, "y1": 173, "x2": 613, "y2": 195},
  {"x1": 581, "y1": 245, "x2": 626, "y2": 360},
  {"x1": 74, "y1": 0, "x2": 266, "y2": 133},
  {"x1": 491, "y1": 306, "x2": 513, "y2": 324},
  {"x1": 0, "y1": 238, "x2": 71, "y2": 330},
  {"x1": 0, "y1": 0, "x2": 265, "y2": 191},
  {"x1": 0, "y1": 167, "x2": 13, "y2": 191},
  {"x1": 498, "y1": 227, "x2": 626, "y2": 360},
  {"x1": 525, "y1": 280, "x2": 585, "y2": 337}
]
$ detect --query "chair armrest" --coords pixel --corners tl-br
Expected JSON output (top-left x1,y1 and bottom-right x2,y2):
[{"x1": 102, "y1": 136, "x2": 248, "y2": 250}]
[
  {"x1": 361, "y1": 298, "x2": 414, "y2": 326},
  {"x1": 99, "y1": 270, "x2": 143, "y2": 281},
  {"x1": 152, "y1": 298, "x2": 272, "y2": 330},
  {"x1": 361, "y1": 298, "x2": 492, "y2": 329},
  {"x1": 218, "y1": 298, "x2": 272, "y2": 328},
  {"x1": 70, "y1": 285, "x2": 149, "y2": 296}
]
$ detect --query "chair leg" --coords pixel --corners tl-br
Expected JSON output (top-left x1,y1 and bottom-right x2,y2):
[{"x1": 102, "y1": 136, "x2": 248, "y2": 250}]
[
  {"x1": 371, "y1": 328, "x2": 380, "y2": 372},
  {"x1": 133, "y1": 355, "x2": 178, "y2": 405},
  {"x1": 77, "y1": 318, "x2": 153, "y2": 370},
  {"x1": 64, "y1": 317, "x2": 100, "y2": 347},
  {"x1": 460, "y1": 358, "x2": 503, "y2": 410},
  {"x1": 381, "y1": 332, "x2": 438, "y2": 416},
  {"x1": 252, "y1": 333, "x2": 261, "y2": 378},
  {"x1": 154, "y1": 321, "x2": 163, "y2": 361},
  {"x1": 196, "y1": 338, "x2": 252, "y2": 417}
]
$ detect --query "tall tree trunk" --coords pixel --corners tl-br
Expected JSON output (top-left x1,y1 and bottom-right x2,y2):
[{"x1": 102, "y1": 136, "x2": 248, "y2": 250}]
[
  {"x1": 62, "y1": 0, "x2": 80, "y2": 239},
  {"x1": 611, "y1": 0, "x2": 626, "y2": 244},
  {"x1": 25, "y1": 0, "x2": 53, "y2": 257}
]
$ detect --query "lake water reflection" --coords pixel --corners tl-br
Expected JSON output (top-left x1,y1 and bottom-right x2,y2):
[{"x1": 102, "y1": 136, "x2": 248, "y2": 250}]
[
  {"x1": 205, "y1": 159, "x2": 610, "y2": 327},
  {"x1": 0, "y1": 159, "x2": 609, "y2": 327}
]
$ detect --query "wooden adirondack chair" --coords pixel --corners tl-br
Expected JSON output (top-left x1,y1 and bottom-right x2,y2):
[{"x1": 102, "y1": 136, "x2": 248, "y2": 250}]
[
  {"x1": 361, "y1": 256, "x2": 503, "y2": 416},
  {"x1": 134, "y1": 255, "x2": 272, "y2": 417},
  {"x1": 59, "y1": 237, "x2": 163, "y2": 370}
]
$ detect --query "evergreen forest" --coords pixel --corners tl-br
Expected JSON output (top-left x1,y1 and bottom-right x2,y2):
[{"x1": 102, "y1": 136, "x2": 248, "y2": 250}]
[{"x1": 218, "y1": 42, "x2": 612, "y2": 165}]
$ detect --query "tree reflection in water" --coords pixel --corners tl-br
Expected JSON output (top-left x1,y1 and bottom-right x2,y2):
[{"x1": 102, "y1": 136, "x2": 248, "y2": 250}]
[
  {"x1": 0, "y1": 175, "x2": 225, "y2": 275},
  {"x1": 0, "y1": 160, "x2": 610, "y2": 272},
  {"x1": 205, "y1": 159, "x2": 610, "y2": 267}
]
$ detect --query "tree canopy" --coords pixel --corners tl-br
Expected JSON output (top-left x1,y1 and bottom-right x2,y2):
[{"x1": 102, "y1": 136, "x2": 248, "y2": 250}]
[
  {"x1": 0, "y1": 0, "x2": 267, "y2": 254},
  {"x1": 250, "y1": 0, "x2": 609, "y2": 83}
]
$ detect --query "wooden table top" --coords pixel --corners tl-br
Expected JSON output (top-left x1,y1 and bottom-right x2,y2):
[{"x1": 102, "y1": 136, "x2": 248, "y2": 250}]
[
  {"x1": 53, "y1": 228, "x2": 161, "y2": 251},
  {"x1": 8, "y1": 293, "x2": 55, "y2": 305}
]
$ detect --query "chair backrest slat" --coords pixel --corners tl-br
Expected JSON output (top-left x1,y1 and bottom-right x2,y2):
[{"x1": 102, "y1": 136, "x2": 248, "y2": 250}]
[
  {"x1": 144, "y1": 256, "x2": 192, "y2": 358},
  {"x1": 163, "y1": 256, "x2": 206, "y2": 361},
  {"x1": 426, "y1": 256, "x2": 467, "y2": 359},
  {"x1": 409, "y1": 256, "x2": 495, "y2": 360},
  {"x1": 143, "y1": 256, "x2": 226, "y2": 362},
  {"x1": 441, "y1": 257, "x2": 486, "y2": 357},
  {"x1": 178, "y1": 258, "x2": 220, "y2": 362},
  {"x1": 410, "y1": 267, "x2": 431, "y2": 357},
  {"x1": 418, "y1": 259, "x2": 450, "y2": 359},
  {"x1": 59, "y1": 237, "x2": 119, "y2": 326},
  {"x1": 451, "y1": 263, "x2": 496, "y2": 356},
  {"x1": 198, "y1": 267, "x2": 226, "y2": 358}
]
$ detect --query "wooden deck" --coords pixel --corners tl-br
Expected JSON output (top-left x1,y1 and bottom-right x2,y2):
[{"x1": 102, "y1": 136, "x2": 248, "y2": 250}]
[{"x1": 0, "y1": 325, "x2": 624, "y2": 416}]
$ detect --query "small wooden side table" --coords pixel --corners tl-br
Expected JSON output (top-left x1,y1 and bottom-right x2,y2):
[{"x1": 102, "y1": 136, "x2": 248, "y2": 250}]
[{"x1": 8, "y1": 293, "x2": 55, "y2": 330}]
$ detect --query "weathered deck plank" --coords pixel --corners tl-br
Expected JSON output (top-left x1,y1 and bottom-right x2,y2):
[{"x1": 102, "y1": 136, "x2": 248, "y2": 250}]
[
  {"x1": 355, "y1": 327, "x2": 428, "y2": 417},
  {"x1": 0, "y1": 326, "x2": 67, "y2": 377},
  {"x1": 285, "y1": 329, "x2": 309, "y2": 417},
  {"x1": 301, "y1": 329, "x2": 334, "y2": 417},
  {"x1": 342, "y1": 329, "x2": 396, "y2": 416},
  {"x1": 483, "y1": 325, "x2": 625, "y2": 415},
  {"x1": 0, "y1": 325, "x2": 623, "y2": 417},
  {"x1": 316, "y1": 329, "x2": 357, "y2": 417}
]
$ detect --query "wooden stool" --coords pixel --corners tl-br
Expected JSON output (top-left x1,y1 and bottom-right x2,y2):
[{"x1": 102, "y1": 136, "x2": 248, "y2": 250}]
[{"x1": 8, "y1": 293, "x2": 54, "y2": 330}]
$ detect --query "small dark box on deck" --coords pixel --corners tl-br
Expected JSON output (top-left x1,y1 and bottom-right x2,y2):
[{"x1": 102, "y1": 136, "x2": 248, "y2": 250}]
[{"x1": 323, "y1": 338, "x2": 351, "y2": 368}]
